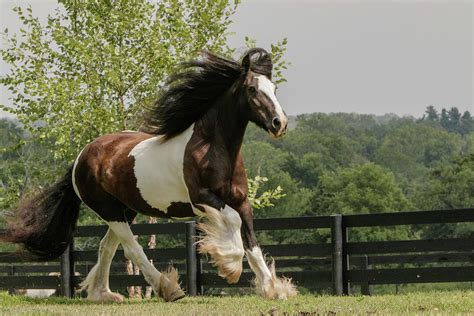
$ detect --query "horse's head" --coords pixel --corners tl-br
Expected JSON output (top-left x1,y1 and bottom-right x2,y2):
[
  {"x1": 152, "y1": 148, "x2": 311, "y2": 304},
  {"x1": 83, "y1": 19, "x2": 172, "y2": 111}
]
[{"x1": 241, "y1": 48, "x2": 288, "y2": 138}]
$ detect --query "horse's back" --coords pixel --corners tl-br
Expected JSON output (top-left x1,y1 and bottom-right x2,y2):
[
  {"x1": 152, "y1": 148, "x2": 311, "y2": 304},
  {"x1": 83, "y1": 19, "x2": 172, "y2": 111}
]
[
  {"x1": 75, "y1": 131, "x2": 153, "y2": 187},
  {"x1": 73, "y1": 128, "x2": 196, "y2": 220}
]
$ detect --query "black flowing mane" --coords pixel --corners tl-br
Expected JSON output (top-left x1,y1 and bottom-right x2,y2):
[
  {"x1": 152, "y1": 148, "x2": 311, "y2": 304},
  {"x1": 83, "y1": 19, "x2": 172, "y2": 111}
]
[{"x1": 141, "y1": 48, "x2": 272, "y2": 140}]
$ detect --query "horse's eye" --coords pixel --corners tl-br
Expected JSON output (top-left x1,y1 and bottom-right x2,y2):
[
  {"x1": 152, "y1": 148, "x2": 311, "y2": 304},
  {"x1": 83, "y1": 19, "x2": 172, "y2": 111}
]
[{"x1": 248, "y1": 86, "x2": 257, "y2": 95}]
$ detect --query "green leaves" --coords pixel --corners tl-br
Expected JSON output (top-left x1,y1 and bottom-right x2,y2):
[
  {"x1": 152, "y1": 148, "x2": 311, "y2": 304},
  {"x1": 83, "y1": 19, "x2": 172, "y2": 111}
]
[
  {"x1": 1, "y1": 0, "x2": 252, "y2": 162},
  {"x1": 248, "y1": 176, "x2": 285, "y2": 209},
  {"x1": 245, "y1": 36, "x2": 290, "y2": 85}
]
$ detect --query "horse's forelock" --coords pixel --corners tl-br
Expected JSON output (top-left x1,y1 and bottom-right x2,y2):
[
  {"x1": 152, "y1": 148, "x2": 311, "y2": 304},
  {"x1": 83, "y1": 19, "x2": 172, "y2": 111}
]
[{"x1": 242, "y1": 48, "x2": 273, "y2": 78}]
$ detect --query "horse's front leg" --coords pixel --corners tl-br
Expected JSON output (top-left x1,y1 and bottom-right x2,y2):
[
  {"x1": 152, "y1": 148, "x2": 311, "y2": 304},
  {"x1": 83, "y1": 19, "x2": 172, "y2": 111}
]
[
  {"x1": 195, "y1": 203, "x2": 245, "y2": 283},
  {"x1": 238, "y1": 200, "x2": 297, "y2": 299}
]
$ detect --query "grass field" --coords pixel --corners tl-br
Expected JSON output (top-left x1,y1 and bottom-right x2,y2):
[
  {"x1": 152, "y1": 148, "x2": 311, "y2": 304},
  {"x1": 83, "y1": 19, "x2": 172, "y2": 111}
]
[{"x1": 1, "y1": 291, "x2": 473, "y2": 315}]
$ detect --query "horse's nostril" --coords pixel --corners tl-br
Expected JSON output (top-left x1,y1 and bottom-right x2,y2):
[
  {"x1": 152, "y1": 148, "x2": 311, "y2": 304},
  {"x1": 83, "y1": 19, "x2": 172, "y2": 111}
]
[{"x1": 272, "y1": 117, "x2": 281, "y2": 129}]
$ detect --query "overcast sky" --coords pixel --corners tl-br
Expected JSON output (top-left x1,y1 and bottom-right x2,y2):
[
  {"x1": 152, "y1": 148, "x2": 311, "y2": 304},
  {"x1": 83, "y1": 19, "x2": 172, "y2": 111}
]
[{"x1": 1, "y1": 0, "x2": 473, "y2": 118}]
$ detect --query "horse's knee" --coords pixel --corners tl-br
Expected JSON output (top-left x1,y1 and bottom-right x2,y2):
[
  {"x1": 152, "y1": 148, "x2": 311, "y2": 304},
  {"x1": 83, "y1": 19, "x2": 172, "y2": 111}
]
[{"x1": 123, "y1": 243, "x2": 142, "y2": 262}]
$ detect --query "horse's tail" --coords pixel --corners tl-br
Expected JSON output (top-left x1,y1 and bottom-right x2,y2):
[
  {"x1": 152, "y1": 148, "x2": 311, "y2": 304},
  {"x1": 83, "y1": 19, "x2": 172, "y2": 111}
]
[{"x1": 1, "y1": 165, "x2": 81, "y2": 260}]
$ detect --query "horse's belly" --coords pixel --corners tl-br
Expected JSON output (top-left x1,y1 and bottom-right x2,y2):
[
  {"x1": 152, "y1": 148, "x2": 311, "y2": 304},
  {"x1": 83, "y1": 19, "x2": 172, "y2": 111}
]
[{"x1": 129, "y1": 126, "x2": 194, "y2": 213}]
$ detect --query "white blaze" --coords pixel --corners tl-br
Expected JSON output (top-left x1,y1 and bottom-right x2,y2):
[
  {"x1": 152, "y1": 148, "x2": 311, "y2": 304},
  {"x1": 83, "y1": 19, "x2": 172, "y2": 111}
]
[{"x1": 255, "y1": 75, "x2": 287, "y2": 124}]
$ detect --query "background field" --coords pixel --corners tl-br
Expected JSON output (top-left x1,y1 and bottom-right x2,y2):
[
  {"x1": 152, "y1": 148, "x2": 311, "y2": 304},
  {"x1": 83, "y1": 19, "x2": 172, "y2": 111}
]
[{"x1": 1, "y1": 291, "x2": 473, "y2": 315}]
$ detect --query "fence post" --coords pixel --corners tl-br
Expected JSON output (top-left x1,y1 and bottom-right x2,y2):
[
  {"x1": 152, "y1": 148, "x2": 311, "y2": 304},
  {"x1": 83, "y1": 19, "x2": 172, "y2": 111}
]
[
  {"x1": 361, "y1": 255, "x2": 373, "y2": 296},
  {"x1": 185, "y1": 221, "x2": 197, "y2": 296},
  {"x1": 331, "y1": 214, "x2": 343, "y2": 296},
  {"x1": 60, "y1": 240, "x2": 74, "y2": 298},
  {"x1": 342, "y1": 225, "x2": 350, "y2": 295},
  {"x1": 8, "y1": 265, "x2": 15, "y2": 295},
  {"x1": 196, "y1": 232, "x2": 204, "y2": 295}
]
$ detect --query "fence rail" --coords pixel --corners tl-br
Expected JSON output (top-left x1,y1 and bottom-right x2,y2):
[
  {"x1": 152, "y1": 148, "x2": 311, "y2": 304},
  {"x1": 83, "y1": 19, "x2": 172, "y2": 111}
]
[{"x1": 1, "y1": 208, "x2": 473, "y2": 296}]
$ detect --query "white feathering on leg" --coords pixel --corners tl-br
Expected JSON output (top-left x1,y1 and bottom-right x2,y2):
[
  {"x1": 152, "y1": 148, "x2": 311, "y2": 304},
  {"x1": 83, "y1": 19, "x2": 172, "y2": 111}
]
[
  {"x1": 196, "y1": 205, "x2": 244, "y2": 284},
  {"x1": 246, "y1": 246, "x2": 297, "y2": 299}
]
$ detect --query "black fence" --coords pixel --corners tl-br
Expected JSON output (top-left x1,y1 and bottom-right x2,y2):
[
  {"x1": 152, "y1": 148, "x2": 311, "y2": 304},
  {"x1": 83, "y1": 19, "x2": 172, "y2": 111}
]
[{"x1": 1, "y1": 208, "x2": 473, "y2": 297}]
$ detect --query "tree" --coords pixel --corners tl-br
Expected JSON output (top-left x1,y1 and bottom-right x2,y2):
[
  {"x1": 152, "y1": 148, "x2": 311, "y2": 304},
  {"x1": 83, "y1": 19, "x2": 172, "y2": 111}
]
[
  {"x1": 447, "y1": 107, "x2": 462, "y2": 133},
  {"x1": 0, "y1": 119, "x2": 60, "y2": 213},
  {"x1": 375, "y1": 122, "x2": 462, "y2": 181},
  {"x1": 1, "y1": 0, "x2": 288, "y2": 162},
  {"x1": 414, "y1": 153, "x2": 474, "y2": 238},
  {"x1": 460, "y1": 111, "x2": 474, "y2": 135},
  {"x1": 424, "y1": 105, "x2": 439, "y2": 122},
  {"x1": 440, "y1": 108, "x2": 450, "y2": 130},
  {"x1": 314, "y1": 163, "x2": 414, "y2": 241},
  {"x1": 242, "y1": 141, "x2": 315, "y2": 219}
]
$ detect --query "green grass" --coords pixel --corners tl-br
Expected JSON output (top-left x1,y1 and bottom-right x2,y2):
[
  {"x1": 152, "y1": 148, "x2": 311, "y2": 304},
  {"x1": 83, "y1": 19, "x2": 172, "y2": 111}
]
[{"x1": 0, "y1": 291, "x2": 473, "y2": 315}]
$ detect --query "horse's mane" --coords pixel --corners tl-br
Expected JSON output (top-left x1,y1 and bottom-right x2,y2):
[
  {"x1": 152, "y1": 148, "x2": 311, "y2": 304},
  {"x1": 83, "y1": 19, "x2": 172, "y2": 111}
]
[{"x1": 141, "y1": 48, "x2": 272, "y2": 140}]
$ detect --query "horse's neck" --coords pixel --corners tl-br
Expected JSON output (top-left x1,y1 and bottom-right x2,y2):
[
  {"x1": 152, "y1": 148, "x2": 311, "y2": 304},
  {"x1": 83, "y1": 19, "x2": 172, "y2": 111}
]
[{"x1": 201, "y1": 92, "x2": 248, "y2": 159}]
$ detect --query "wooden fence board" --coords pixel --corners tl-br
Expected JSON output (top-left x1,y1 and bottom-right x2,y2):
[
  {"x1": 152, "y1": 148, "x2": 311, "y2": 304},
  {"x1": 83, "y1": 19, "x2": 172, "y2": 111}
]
[
  {"x1": 0, "y1": 276, "x2": 59, "y2": 288},
  {"x1": 254, "y1": 217, "x2": 332, "y2": 230},
  {"x1": 75, "y1": 222, "x2": 186, "y2": 237},
  {"x1": 344, "y1": 209, "x2": 474, "y2": 227},
  {"x1": 0, "y1": 253, "x2": 59, "y2": 263},
  {"x1": 72, "y1": 274, "x2": 186, "y2": 288},
  {"x1": 352, "y1": 252, "x2": 474, "y2": 265},
  {"x1": 73, "y1": 248, "x2": 186, "y2": 262},
  {"x1": 347, "y1": 238, "x2": 474, "y2": 255},
  {"x1": 347, "y1": 266, "x2": 474, "y2": 284},
  {"x1": 258, "y1": 244, "x2": 332, "y2": 257}
]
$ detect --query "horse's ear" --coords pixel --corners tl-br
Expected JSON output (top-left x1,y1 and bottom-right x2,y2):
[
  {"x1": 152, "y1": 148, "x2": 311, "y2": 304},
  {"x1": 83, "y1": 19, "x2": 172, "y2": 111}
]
[{"x1": 242, "y1": 53, "x2": 251, "y2": 73}]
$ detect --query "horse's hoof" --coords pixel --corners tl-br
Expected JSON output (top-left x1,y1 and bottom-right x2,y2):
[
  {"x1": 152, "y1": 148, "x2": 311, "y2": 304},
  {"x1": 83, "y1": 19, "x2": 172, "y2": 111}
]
[
  {"x1": 165, "y1": 288, "x2": 185, "y2": 302},
  {"x1": 87, "y1": 291, "x2": 124, "y2": 303},
  {"x1": 159, "y1": 267, "x2": 185, "y2": 302}
]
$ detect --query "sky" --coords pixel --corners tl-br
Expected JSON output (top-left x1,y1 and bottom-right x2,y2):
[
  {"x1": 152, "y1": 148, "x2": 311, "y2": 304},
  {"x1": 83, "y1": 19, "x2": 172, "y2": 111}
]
[{"x1": 1, "y1": 0, "x2": 473, "y2": 118}]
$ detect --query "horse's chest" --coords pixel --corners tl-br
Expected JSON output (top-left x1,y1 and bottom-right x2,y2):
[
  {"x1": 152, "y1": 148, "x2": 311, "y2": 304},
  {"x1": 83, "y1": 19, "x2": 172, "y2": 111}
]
[{"x1": 129, "y1": 127, "x2": 194, "y2": 212}]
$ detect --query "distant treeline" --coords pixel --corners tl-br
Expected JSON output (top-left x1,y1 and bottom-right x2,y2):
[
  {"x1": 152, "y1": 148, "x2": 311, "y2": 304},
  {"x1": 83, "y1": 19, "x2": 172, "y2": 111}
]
[{"x1": 241, "y1": 106, "x2": 473, "y2": 243}]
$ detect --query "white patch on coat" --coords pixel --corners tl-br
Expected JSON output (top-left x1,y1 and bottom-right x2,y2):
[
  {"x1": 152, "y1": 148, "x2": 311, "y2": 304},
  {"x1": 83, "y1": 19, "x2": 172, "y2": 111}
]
[
  {"x1": 72, "y1": 147, "x2": 86, "y2": 201},
  {"x1": 129, "y1": 125, "x2": 195, "y2": 212},
  {"x1": 255, "y1": 75, "x2": 286, "y2": 120}
]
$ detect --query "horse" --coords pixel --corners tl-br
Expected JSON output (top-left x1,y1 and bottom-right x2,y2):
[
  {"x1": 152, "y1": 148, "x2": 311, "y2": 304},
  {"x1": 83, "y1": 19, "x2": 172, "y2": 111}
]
[{"x1": 1, "y1": 48, "x2": 297, "y2": 302}]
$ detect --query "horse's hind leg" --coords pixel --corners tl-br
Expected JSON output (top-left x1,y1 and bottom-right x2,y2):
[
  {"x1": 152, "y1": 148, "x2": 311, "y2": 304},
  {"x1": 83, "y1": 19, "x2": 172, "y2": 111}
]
[
  {"x1": 107, "y1": 221, "x2": 185, "y2": 302},
  {"x1": 80, "y1": 228, "x2": 123, "y2": 302}
]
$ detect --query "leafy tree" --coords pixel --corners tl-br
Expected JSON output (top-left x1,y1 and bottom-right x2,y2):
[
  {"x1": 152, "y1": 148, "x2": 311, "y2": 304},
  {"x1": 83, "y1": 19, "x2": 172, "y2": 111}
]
[
  {"x1": 314, "y1": 163, "x2": 414, "y2": 241},
  {"x1": 440, "y1": 108, "x2": 450, "y2": 130},
  {"x1": 0, "y1": 0, "x2": 288, "y2": 162},
  {"x1": 460, "y1": 111, "x2": 474, "y2": 135},
  {"x1": 414, "y1": 153, "x2": 474, "y2": 238},
  {"x1": 375, "y1": 122, "x2": 462, "y2": 181},
  {"x1": 247, "y1": 176, "x2": 285, "y2": 210},
  {"x1": 424, "y1": 105, "x2": 439, "y2": 122},
  {"x1": 315, "y1": 163, "x2": 413, "y2": 215},
  {"x1": 414, "y1": 153, "x2": 474, "y2": 211},
  {"x1": 0, "y1": 119, "x2": 60, "y2": 213},
  {"x1": 242, "y1": 141, "x2": 315, "y2": 219},
  {"x1": 445, "y1": 107, "x2": 462, "y2": 134}
]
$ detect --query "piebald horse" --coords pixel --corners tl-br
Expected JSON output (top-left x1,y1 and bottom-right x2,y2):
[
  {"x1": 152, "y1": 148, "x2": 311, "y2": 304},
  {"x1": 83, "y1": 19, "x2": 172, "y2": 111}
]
[{"x1": 2, "y1": 48, "x2": 296, "y2": 302}]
